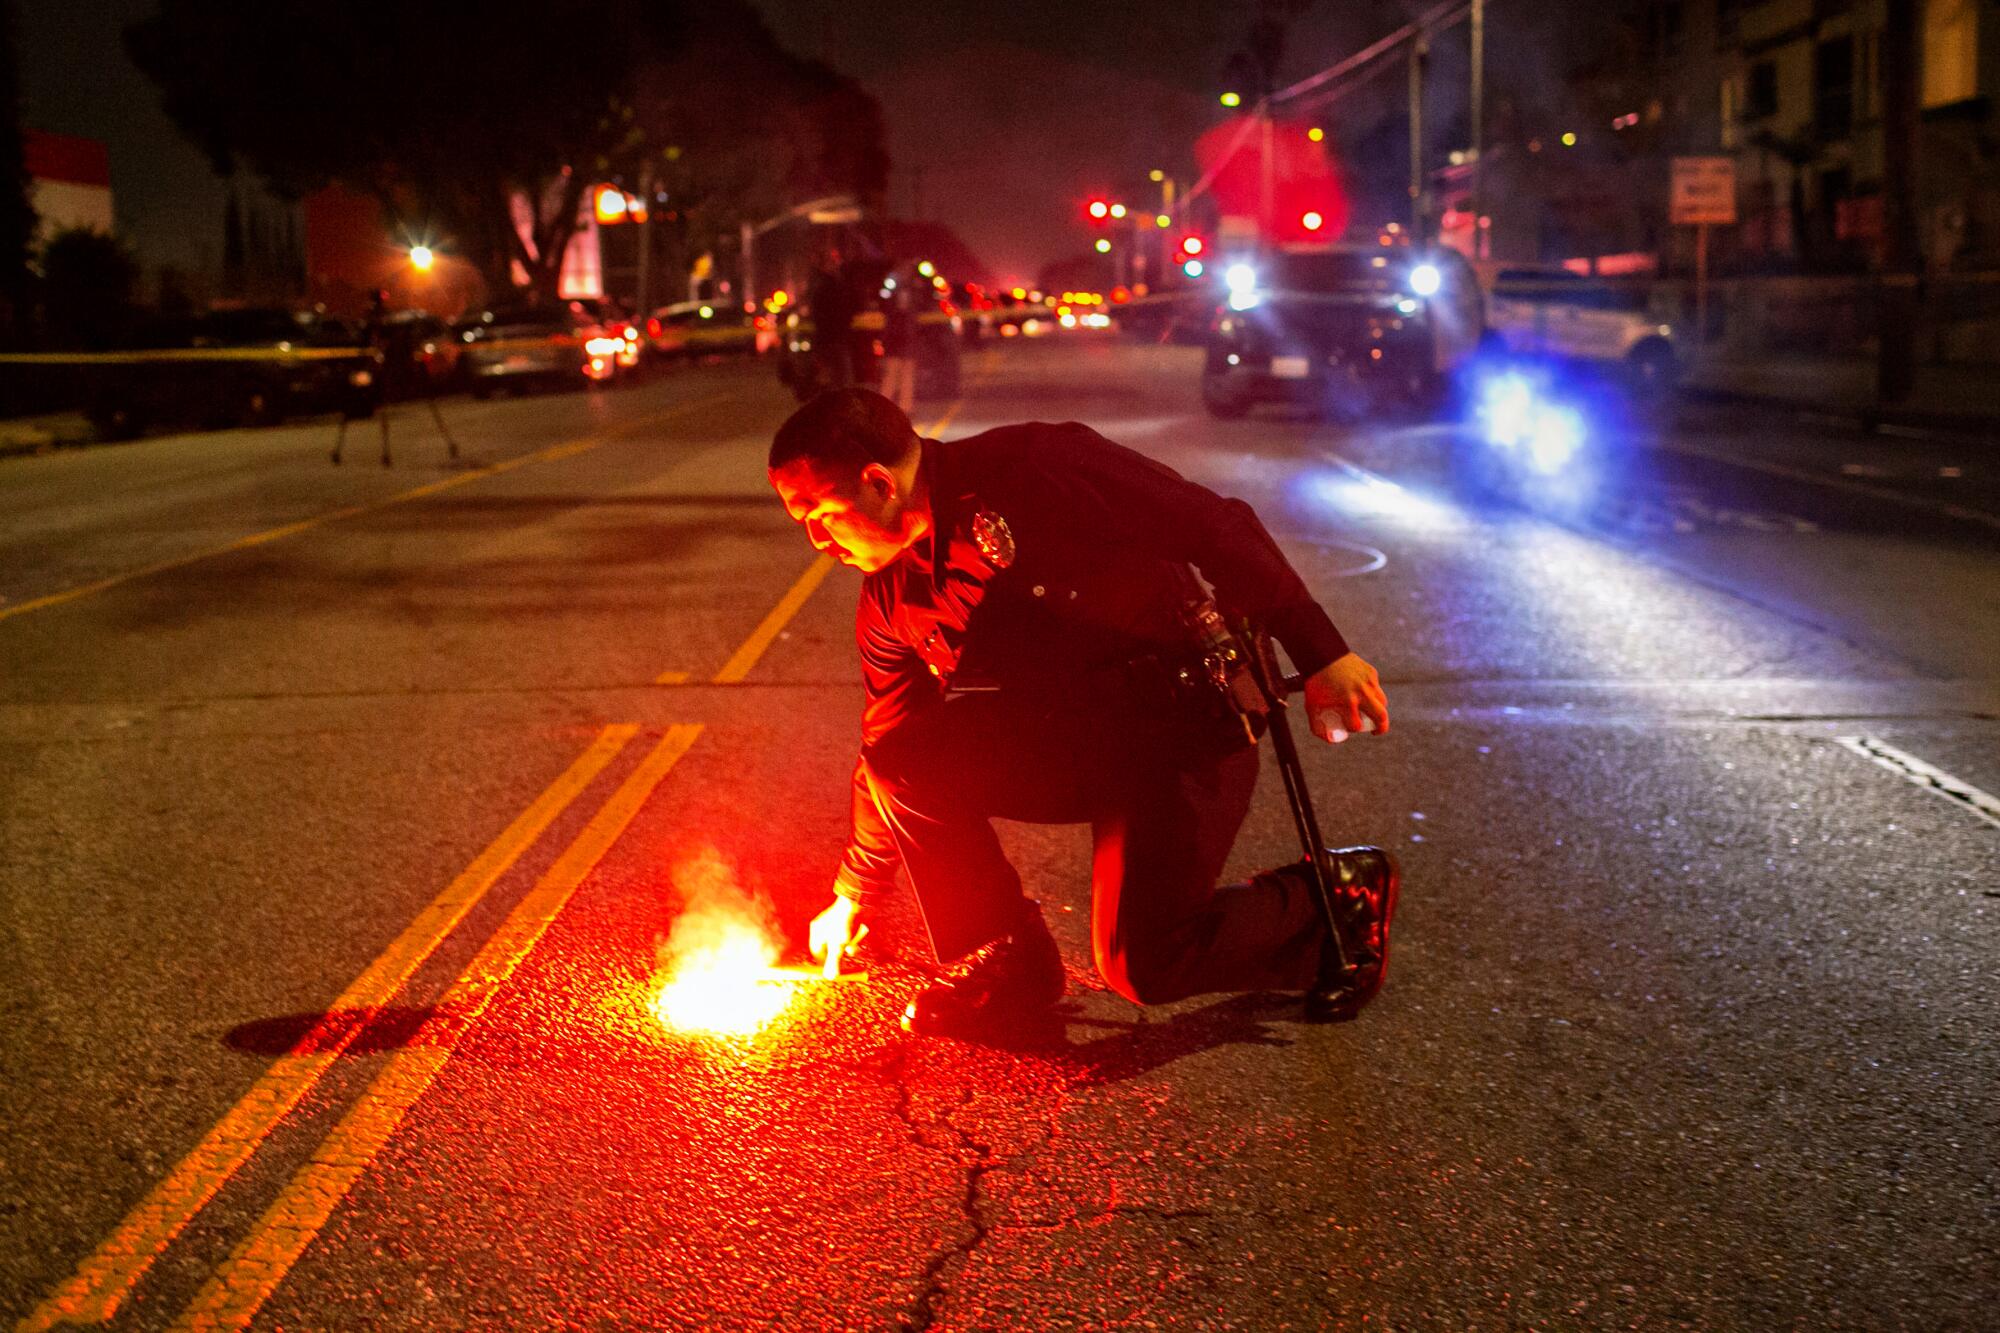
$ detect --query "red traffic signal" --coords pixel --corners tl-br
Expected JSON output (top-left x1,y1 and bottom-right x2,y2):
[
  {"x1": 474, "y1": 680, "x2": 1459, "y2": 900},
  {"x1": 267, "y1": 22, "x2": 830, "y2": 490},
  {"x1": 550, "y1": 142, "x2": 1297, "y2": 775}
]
[
  {"x1": 1179, "y1": 235, "x2": 1205, "y2": 256},
  {"x1": 1086, "y1": 199, "x2": 1110, "y2": 221}
]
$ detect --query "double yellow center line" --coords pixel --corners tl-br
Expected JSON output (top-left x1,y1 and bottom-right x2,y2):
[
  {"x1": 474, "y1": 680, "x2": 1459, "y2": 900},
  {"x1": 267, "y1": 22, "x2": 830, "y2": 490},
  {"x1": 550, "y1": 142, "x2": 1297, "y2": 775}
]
[{"x1": 22, "y1": 392, "x2": 971, "y2": 1330}]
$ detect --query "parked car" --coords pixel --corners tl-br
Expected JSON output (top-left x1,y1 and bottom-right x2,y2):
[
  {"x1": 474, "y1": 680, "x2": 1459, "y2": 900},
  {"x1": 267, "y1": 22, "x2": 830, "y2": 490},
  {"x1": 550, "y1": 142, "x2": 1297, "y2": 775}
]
[
  {"x1": 646, "y1": 300, "x2": 763, "y2": 359},
  {"x1": 1199, "y1": 244, "x2": 1483, "y2": 420},
  {"x1": 84, "y1": 307, "x2": 379, "y2": 438},
  {"x1": 1485, "y1": 268, "x2": 1678, "y2": 393},
  {"x1": 456, "y1": 299, "x2": 625, "y2": 396},
  {"x1": 567, "y1": 298, "x2": 645, "y2": 371}
]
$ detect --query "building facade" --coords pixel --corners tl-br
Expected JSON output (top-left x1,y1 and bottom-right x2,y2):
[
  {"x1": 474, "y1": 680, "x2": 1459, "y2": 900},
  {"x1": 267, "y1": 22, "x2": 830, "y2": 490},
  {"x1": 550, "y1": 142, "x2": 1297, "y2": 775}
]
[
  {"x1": 23, "y1": 129, "x2": 113, "y2": 245},
  {"x1": 1711, "y1": 0, "x2": 1994, "y2": 269}
]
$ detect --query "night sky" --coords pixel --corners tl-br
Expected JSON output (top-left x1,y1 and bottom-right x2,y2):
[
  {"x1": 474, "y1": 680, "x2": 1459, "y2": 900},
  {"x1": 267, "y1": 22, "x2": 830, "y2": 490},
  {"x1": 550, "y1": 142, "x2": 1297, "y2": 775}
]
[
  {"x1": 15, "y1": 1, "x2": 1588, "y2": 292},
  {"x1": 753, "y1": 0, "x2": 1413, "y2": 284},
  {"x1": 17, "y1": 0, "x2": 245, "y2": 283}
]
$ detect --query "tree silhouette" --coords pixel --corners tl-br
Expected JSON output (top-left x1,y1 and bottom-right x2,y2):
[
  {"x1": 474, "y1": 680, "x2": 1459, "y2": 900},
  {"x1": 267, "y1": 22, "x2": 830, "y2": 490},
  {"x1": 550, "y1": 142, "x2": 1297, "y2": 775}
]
[
  {"x1": 0, "y1": 0, "x2": 35, "y2": 344},
  {"x1": 127, "y1": 0, "x2": 887, "y2": 301}
]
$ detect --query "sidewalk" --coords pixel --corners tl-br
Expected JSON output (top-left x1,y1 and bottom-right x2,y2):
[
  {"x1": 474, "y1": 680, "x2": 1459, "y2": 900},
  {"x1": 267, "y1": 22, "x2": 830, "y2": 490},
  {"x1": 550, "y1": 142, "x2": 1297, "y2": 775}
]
[{"x1": 1684, "y1": 353, "x2": 2000, "y2": 440}]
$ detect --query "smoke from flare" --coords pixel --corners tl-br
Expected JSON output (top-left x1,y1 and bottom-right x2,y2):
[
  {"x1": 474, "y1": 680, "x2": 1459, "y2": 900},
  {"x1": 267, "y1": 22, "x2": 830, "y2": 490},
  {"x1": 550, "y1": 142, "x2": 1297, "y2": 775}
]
[{"x1": 651, "y1": 847, "x2": 793, "y2": 1036}]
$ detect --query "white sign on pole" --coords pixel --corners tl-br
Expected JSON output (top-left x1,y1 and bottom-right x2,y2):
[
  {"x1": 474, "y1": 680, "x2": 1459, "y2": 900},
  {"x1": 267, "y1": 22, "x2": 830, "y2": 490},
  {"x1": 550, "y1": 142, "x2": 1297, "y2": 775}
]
[{"x1": 1670, "y1": 156, "x2": 1737, "y2": 226}]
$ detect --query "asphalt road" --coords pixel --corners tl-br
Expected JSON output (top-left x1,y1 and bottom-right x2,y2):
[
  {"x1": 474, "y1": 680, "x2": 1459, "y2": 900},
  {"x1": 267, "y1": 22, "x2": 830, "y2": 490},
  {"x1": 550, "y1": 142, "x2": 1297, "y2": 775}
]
[{"x1": 2, "y1": 342, "x2": 1995, "y2": 1330}]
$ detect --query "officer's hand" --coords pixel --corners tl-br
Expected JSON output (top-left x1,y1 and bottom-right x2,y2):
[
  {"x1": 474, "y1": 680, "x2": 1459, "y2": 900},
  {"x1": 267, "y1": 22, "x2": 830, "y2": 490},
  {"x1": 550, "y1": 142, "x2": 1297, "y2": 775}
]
[
  {"x1": 1303, "y1": 652, "x2": 1390, "y2": 743},
  {"x1": 809, "y1": 894, "x2": 866, "y2": 973}
]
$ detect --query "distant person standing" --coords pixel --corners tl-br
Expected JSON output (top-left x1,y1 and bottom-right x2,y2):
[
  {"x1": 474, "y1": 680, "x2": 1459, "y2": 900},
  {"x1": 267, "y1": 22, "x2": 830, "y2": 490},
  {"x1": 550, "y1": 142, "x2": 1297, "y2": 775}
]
[
  {"x1": 807, "y1": 248, "x2": 857, "y2": 391},
  {"x1": 878, "y1": 265, "x2": 918, "y2": 413}
]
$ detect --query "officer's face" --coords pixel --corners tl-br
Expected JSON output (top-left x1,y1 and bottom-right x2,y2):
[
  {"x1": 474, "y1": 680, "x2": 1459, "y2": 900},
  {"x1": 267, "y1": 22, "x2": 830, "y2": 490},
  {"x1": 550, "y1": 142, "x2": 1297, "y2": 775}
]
[{"x1": 770, "y1": 460, "x2": 914, "y2": 573}]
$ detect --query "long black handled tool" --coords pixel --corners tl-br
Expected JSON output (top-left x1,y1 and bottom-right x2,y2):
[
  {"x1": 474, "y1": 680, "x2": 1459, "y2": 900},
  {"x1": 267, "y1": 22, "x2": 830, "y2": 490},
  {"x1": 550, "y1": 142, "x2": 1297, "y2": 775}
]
[{"x1": 1237, "y1": 633, "x2": 1358, "y2": 1020}]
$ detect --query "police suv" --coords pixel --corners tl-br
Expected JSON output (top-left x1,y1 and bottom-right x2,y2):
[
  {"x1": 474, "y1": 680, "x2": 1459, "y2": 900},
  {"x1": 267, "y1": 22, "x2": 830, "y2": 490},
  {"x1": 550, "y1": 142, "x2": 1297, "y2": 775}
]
[
  {"x1": 1484, "y1": 268, "x2": 1678, "y2": 393},
  {"x1": 1199, "y1": 244, "x2": 1483, "y2": 420}
]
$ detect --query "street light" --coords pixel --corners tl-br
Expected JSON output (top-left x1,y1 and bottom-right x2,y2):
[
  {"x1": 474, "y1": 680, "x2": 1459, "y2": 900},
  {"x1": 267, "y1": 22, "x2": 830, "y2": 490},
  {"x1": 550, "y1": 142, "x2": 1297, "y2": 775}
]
[
  {"x1": 1149, "y1": 169, "x2": 1166, "y2": 183},
  {"x1": 408, "y1": 245, "x2": 435, "y2": 272},
  {"x1": 739, "y1": 194, "x2": 858, "y2": 311},
  {"x1": 1220, "y1": 91, "x2": 1242, "y2": 108},
  {"x1": 594, "y1": 185, "x2": 629, "y2": 225}
]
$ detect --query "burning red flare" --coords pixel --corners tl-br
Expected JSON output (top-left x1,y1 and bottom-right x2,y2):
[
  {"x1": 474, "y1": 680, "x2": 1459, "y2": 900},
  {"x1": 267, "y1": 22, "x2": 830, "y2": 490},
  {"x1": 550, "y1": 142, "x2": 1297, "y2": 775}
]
[
  {"x1": 649, "y1": 848, "x2": 806, "y2": 1039},
  {"x1": 651, "y1": 918, "x2": 797, "y2": 1037}
]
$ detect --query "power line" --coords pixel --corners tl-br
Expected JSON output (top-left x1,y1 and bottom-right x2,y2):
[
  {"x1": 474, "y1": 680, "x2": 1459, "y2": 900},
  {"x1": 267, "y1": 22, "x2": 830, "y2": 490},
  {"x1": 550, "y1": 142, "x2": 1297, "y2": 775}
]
[{"x1": 1272, "y1": 1, "x2": 1468, "y2": 112}]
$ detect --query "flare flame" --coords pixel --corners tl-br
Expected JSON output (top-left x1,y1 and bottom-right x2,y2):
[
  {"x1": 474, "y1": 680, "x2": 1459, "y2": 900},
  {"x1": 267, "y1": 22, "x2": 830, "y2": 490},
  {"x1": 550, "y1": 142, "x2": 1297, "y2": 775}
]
[
  {"x1": 650, "y1": 847, "x2": 797, "y2": 1038},
  {"x1": 651, "y1": 918, "x2": 794, "y2": 1037}
]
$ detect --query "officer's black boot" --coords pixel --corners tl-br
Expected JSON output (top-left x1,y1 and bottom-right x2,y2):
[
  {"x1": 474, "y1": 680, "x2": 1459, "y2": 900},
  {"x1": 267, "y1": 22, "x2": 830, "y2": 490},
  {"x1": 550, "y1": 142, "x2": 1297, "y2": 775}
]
[
  {"x1": 1302, "y1": 846, "x2": 1401, "y2": 1023},
  {"x1": 902, "y1": 902, "x2": 1064, "y2": 1036}
]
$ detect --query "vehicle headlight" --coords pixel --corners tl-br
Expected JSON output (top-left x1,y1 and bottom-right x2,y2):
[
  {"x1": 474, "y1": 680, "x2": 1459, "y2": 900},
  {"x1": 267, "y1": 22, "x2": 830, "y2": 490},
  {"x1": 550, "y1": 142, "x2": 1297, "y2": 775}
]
[
  {"x1": 1224, "y1": 262, "x2": 1260, "y2": 311},
  {"x1": 1477, "y1": 369, "x2": 1588, "y2": 476},
  {"x1": 1409, "y1": 263, "x2": 1441, "y2": 297},
  {"x1": 1527, "y1": 405, "x2": 1586, "y2": 475}
]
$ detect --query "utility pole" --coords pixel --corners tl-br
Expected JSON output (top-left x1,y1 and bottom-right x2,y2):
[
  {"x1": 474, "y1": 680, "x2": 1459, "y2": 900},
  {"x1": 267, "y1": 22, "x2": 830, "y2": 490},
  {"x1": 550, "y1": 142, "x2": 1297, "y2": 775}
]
[
  {"x1": 1409, "y1": 35, "x2": 1429, "y2": 239},
  {"x1": 634, "y1": 164, "x2": 654, "y2": 318},
  {"x1": 1261, "y1": 105, "x2": 1276, "y2": 240},
  {"x1": 1877, "y1": 0, "x2": 1919, "y2": 405},
  {"x1": 1469, "y1": 0, "x2": 1484, "y2": 258}
]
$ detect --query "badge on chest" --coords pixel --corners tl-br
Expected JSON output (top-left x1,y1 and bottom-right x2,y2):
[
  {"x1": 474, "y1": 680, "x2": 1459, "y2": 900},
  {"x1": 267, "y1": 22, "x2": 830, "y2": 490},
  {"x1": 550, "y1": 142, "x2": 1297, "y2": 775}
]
[{"x1": 970, "y1": 509, "x2": 1015, "y2": 570}]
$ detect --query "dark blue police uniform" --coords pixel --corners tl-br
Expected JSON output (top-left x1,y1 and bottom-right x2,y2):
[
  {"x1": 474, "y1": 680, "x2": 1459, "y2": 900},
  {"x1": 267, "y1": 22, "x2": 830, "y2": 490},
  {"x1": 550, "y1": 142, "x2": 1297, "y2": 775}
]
[{"x1": 834, "y1": 421, "x2": 1355, "y2": 1004}]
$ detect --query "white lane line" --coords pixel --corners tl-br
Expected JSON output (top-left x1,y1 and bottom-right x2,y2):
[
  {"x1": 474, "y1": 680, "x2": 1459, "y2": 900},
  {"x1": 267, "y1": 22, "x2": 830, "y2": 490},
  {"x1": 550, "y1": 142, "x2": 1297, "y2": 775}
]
[{"x1": 1836, "y1": 736, "x2": 2000, "y2": 830}]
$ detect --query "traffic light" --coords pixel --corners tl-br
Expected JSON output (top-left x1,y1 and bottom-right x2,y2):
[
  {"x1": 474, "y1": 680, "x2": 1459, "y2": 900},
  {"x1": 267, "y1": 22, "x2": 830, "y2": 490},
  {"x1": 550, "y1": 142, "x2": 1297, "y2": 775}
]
[
  {"x1": 1086, "y1": 198, "x2": 1110, "y2": 221},
  {"x1": 1175, "y1": 232, "x2": 1207, "y2": 280}
]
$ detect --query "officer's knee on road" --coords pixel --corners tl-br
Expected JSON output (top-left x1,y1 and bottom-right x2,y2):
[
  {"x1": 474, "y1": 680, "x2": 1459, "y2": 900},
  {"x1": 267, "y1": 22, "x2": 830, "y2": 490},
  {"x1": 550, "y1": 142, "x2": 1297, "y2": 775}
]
[{"x1": 1095, "y1": 937, "x2": 1200, "y2": 1007}]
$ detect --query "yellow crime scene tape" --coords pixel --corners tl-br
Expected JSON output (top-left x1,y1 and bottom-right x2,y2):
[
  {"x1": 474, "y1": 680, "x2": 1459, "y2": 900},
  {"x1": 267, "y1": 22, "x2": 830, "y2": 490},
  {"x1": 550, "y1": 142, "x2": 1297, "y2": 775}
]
[
  {"x1": 0, "y1": 332, "x2": 624, "y2": 366},
  {"x1": 0, "y1": 345, "x2": 372, "y2": 365},
  {"x1": 678, "y1": 324, "x2": 759, "y2": 349}
]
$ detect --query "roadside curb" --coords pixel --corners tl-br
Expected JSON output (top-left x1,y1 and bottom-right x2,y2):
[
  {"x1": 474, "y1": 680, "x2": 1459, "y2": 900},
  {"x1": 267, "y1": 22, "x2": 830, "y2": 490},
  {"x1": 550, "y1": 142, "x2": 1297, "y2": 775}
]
[
  {"x1": 0, "y1": 434, "x2": 88, "y2": 461},
  {"x1": 0, "y1": 413, "x2": 99, "y2": 460},
  {"x1": 1682, "y1": 382, "x2": 2000, "y2": 444}
]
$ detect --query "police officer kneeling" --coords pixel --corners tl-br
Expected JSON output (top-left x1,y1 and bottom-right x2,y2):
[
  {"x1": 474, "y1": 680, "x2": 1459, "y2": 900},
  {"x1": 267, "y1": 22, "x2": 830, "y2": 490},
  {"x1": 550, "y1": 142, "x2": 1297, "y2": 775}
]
[{"x1": 769, "y1": 390, "x2": 1399, "y2": 1035}]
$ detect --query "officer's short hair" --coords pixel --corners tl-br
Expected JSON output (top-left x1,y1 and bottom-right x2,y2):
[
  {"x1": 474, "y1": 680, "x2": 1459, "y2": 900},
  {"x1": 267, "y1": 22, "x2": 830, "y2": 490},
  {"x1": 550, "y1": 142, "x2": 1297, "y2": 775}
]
[{"x1": 768, "y1": 389, "x2": 919, "y2": 481}]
